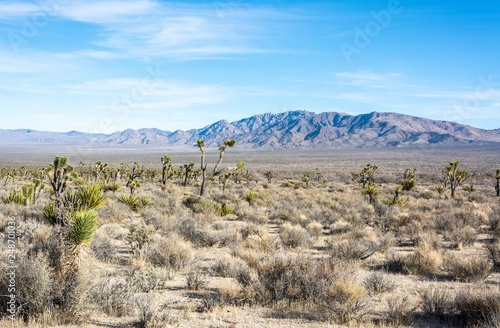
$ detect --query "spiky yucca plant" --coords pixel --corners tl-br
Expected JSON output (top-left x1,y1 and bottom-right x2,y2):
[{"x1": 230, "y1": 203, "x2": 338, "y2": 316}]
[
  {"x1": 76, "y1": 183, "x2": 106, "y2": 210},
  {"x1": 64, "y1": 210, "x2": 99, "y2": 275}
]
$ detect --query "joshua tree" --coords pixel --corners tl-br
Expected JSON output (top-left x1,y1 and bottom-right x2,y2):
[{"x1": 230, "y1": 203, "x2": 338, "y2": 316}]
[
  {"x1": 264, "y1": 171, "x2": 273, "y2": 184},
  {"x1": 401, "y1": 168, "x2": 417, "y2": 191},
  {"x1": 161, "y1": 155, "x2": 174, "y2": 185},
  {"x1": 197, "y1": 138, "x2": 236, "y2": 196},
  {"x1": 443, "y1": 160, "x2": 468, "y2": 197},
  {"x1": 352, "y1": 164, "x2": 378, "y2": 188},
  {"x1": 362, "y1": 182, "x2": 379, "y2": 205},
  {"x1": 126, "y1": 162, "x2": 143, "y2": 193},
  {"x1": 93, "y1": 161, "x2": 108, "y2": 182},
  {"x1": 302, "y1": 172, "x2": 310, "y2": 188},
  {"x1": 182, "y1": 162, "x2": 195, "y2": 187}
]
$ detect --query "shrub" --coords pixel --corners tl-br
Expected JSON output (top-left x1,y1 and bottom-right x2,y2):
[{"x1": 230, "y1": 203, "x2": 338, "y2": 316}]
[
  {"x1": 323, "y1": 280, "x2": 367, "y2": 323},
  {"x1": 186, "y1": 270, "x2": 207, "y2": 290},
  {"x1": 88, "y1": 278, "x2": 131, "y2": 316},
  {"x1": 442, "y1": 252, "x2": 492, "y2": 282},
  {"x1": 486, "y1": 241, "x2": 500, "y2": 272},
  {"x1": 419, "y1": 287, "x2": 454, "y2": 319},
  {"x1": 443, "y1": 226, "x2": 478, "y2": 249},
  {"x1": 279, "y1": 222, "x2": 312, "y2": 249},
  {"x1": 91, "y1": 233, "x2": 116, "y2": 262},
  {"x1": 454, "y1": 286, "x2": 500, "y2": 327},
  {"x1": 386, "y1": 295, "x2": 416, "y2": 326},
  {"x1": 363, "y1": 271, "x2": 395, "y2": 295},
  {"x1": 307, "y1": 220, "x2": 323, "y2": 239},
  {"x1": 327, "y1": 237, "x2": 381, "y2": 261},
  {"x1": 128, "y1": 266, "x2": 170, "y2": 293},
  {"x1": 402, "y1": 243, "x2": 442, "y2": 276},
  {"x1": 0, "y1": 253, "x2": 54, "y2": 320},
  {"x1": 134, "y1": 293, "x2": 171, "y2": 328},
  {"x1": 127, "y1": 222, "x2": 155, "y2": 250},
  {"x1": 141, "y1": 234, "x2": 192, "y2": 273}
]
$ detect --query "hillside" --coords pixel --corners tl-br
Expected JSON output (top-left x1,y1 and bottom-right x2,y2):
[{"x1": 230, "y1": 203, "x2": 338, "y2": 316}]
[{"x1": 2, "y1": 111, "x2": 499, "y2": 149}]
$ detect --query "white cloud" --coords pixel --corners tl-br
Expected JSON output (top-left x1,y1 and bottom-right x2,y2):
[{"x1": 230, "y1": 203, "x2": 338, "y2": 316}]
[
  {"x1": 0, "y1": 2, "x2": 39, "y2": 18},
  {"x1": 58, "y1": 0, "x2": 158, "y2": 24},
  {"x1": 335, "y1": 70, "x2": 404, "y2": 87}
]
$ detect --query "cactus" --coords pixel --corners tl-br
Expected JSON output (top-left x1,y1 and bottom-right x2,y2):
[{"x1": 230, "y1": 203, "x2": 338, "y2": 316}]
[{"x1": 443, "y1": 161, "x2": 468, "y2": 197}]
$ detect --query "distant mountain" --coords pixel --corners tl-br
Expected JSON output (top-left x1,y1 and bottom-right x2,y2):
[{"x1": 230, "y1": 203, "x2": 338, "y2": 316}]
[{"x1": 2, "y1": 111, "x2": 500, "y2": 149}]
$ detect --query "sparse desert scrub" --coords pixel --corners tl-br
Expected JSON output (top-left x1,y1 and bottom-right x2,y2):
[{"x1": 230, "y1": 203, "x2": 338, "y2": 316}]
[{"x1": 1, "y1": 149, "x2": 500, "y2": 327}]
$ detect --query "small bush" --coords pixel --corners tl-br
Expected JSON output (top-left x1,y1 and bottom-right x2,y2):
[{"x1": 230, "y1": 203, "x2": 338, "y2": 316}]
[
  {"x1": 419, "y1": 287, "x2": 454, "y2": 319},
  {"x1": 141, "y1": 234, "x2": 192, "y2": 273},
  {"x1": 386, "y1": 295, "x2": 416, "y2": 326},
  {"x1": 128, "y1": 266, "x2": 170, "y2": 293},
  {"x1": 327, "y1": 232, "x2": 383, "y2": 261},
  {"x1": 279, "y1": 222, "x2": 312, "y2": 249},
  {"x1": 486, "y1": 241, "x2": 500, "y2": 272},
  {"x1": 443, "y1": 225, "x2": 478, "y2": 249},
  {"x1": 134, "y1": 293, "x2": 171, "y2": 328},
  {"x1": 0, "y1": 253, "x2": 54, "y2": 320},
  {"x1": 403, "y1": 243, "x2": 441, "y2": 276},
  {"x1": 88, "y1": 278, "x2": 131, "y2": 316},
  {"x1": 442, "y1": 253, "x2": 492, "y2": 282},
  {"x1": 91, "y1": 233, "x2": 116, "y2": 262},
  {"x1": 127, "y1": 222, "x2": 155, "y2": 250},
  {"x1": 363, "y1": 271, "x2": 395, "y2": 295},
  {"x1": 455, "y1": 286, "x2": 500, "y2": 327},
  {"x1": 307, "y1": 220, "x2": 323, "y2": 239},
  {"x1": 186, "y1": 270, "x2": 207, "y2": 290}
]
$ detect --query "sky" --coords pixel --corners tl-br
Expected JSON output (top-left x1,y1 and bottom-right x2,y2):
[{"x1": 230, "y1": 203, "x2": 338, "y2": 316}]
[{"x1": 1, "y1": 0, "x2": 500, "y2": 133}]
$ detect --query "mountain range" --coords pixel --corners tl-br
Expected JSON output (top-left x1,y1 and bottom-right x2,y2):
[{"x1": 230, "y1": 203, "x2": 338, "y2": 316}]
[{"x1": 2, "y1": 111, "x2": 499, "y2": 149}]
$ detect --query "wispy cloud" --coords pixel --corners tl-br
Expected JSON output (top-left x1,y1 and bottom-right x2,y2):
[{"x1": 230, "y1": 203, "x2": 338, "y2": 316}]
[
  {"x1": 335, "y1": 70, "x2": 404, "y2": 87},
  {"x1": 0, "y1": 2, "x2": 39, "y2": 18},
  {"x1": 52, "y1": 0, "x2": 280, "y2": 60}
]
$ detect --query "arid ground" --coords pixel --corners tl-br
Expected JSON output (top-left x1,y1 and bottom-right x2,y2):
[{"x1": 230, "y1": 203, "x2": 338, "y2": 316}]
[{"x1": 0, "y1": 145, "x2": 499, "y2": 327}]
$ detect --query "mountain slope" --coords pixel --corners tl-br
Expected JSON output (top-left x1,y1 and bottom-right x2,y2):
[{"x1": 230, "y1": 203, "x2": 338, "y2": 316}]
[{"x1": 1, "y1": 111, "x2": 499, "y2": 149}]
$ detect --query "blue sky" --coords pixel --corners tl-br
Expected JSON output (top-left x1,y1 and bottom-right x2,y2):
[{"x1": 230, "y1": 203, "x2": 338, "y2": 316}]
[{"x1": 1, "y1": 0, "x2": 499, "y2": 133}]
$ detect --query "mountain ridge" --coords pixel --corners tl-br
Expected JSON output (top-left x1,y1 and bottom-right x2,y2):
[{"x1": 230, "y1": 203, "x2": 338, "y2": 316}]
[{"x1": 1, "y1": 111, "x2": 499, "y2": 149}]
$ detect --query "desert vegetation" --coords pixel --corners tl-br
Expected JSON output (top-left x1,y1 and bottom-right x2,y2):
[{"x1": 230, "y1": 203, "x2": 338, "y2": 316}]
[{"x1": 0, "y1": 146, "x2": 499, "y2": 327}]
